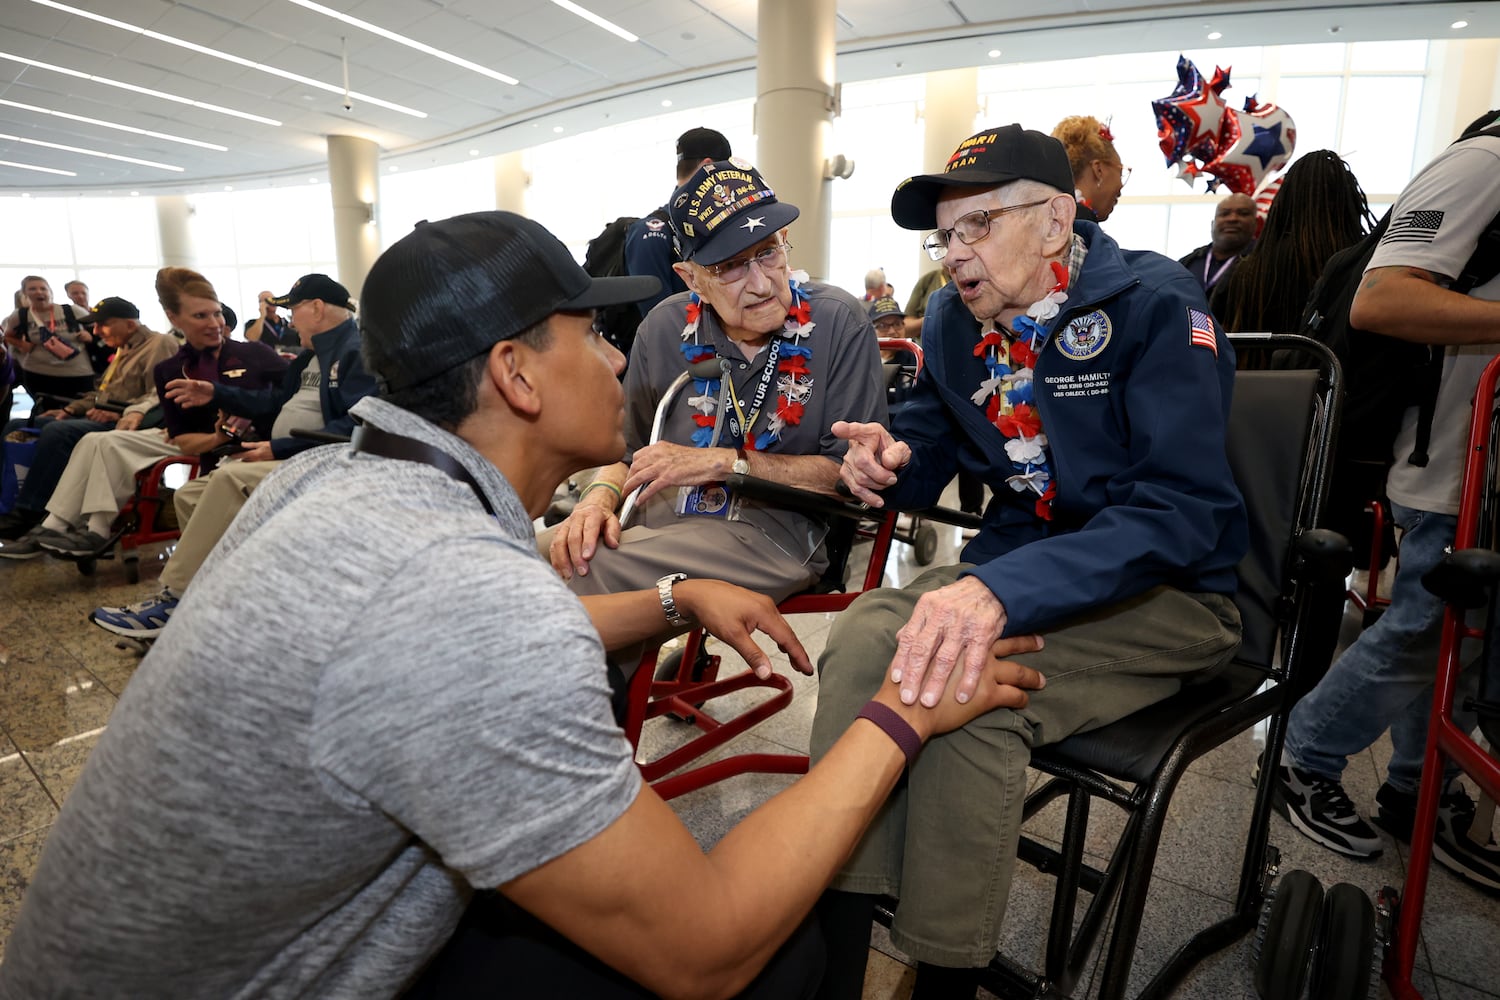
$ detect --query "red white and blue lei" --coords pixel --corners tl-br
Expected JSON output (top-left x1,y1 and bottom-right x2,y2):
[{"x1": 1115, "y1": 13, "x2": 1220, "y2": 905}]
[
  {"x1": 679, "y1": 270, "x2": 815, "y2": 451},
  {"x1": 971, "y1": 261, "x2": 1069, "y2": 520}
]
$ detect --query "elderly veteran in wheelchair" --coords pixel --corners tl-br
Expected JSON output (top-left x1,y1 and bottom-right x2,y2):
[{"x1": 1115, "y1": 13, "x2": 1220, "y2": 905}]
[
  {"x1": 544, "y1": 158, "x2": 887, "y2": 682},
  {"x1": 808, "y1": 125, "x2": 1248, "y2": 999}
]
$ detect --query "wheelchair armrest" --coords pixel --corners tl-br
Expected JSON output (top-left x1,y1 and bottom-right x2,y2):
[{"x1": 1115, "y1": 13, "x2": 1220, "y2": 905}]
[
  {"x1": 909, "y1": 505, "x2": 983, "y2": 530},
  {"x1": 93, "y1": 401, "x2": 126, "y2": 414},
  {"x1": 726, "y1": 473, "x2": 873, "y2": 522},
  {"x1": 1422, "y1": 547, "x2": 1500, "y2": 609},
  {"x1": 1296, "y1": 527, "x2": 1353, "y2": 583},
  {"x1": 289, "y1": 428, "x2": 353, "y2": 444}
]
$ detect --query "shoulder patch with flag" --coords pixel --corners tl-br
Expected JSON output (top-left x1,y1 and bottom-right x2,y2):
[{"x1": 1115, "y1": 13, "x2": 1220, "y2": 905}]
[{"x1": 1188, "y1": 308, "x2": 1218, "y2": 356}]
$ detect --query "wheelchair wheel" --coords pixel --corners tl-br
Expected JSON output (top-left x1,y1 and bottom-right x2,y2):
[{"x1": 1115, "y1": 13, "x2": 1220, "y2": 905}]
[
  {"x1": 1253, "y1": 868, "x2": 1324, "y2": 1000},
  {"x1": 1309, "y1": 882, "x2": 1377, "y2": 1000},
  {"x1": 914, "y1": 523, "x2": 939, "y2": 565},
  {"x1": 123, "y1": 550, "x2": 140, "y2": 585},
  {"x1": 74, "y1": 555, "x2": 96, "y2": 577}
]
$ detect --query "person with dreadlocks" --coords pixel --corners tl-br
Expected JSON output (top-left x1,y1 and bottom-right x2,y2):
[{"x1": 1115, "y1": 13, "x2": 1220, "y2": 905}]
[
  {"x1": 1210, "y1": 150, "x2": 1375, "y2": 335},
  {"x1": 1051, "y1": 115, "x2": 1130, "y2": 223}
]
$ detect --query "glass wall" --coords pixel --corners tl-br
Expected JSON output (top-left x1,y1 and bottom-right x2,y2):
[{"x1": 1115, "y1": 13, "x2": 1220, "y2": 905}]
[{"x1": 0, "y1": 37, "x2": 1440, "y2": 322}]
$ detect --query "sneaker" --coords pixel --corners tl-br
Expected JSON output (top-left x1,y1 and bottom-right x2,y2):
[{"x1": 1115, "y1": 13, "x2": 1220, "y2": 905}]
[
  {"x1": 1271, "y1": 751, "x2": 1384, "y2": 858},
  {"x1": 0, "y1": 508, "x2": 43, "y2": 541},
  {"x1": 1374, "y1": 781, "x2": 1500, "y2": 891},
  {"x1": 0, "y1": 526, "x2": 53, "y2": 560},
  {"x1": 89, "y1": 589, "x2": 179, "y2": 639},
  {"x1": 36, "y1": 528, "x2": 109, "y2": 558}
]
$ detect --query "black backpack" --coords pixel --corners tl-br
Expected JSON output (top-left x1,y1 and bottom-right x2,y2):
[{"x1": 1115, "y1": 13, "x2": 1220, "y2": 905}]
[
  {"x1": 583, "y1": 209, "x2": 668, "y2": 359},
  {"x1": 1289, "y1": 122, "x2": 1500, "y2": 547}
]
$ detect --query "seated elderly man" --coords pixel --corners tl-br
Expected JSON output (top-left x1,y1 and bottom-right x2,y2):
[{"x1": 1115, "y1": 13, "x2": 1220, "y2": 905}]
[
  {"x1": 546, "y1": 159, "x2": 886, "y2": 679},
  {"x1": 0, "y1": 267, "x2": 285, "y2": 561},
  {"x1": 87, "y1": 273, "x2": 378, "y2": 637},
  {"x1": 809, "y1": 125, "x2": 1248, "y2": 998},
  {"x1": 0, "y1": 297, "x2": 178, "y2": 540}
]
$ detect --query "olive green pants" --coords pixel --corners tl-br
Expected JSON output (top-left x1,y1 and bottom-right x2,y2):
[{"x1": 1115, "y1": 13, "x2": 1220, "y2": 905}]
[{"x1": 808, "y1": 564, "x2": 1242, "y2": 966}]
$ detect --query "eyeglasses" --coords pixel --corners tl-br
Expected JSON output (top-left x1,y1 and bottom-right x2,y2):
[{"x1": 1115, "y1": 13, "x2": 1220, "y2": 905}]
[
  {"x1": 1119, "y1": 165, "x2": 1132, "y2": 186},
  {"x1": 702, "y1": 242, "x2": 792, "y2": 283},
  {"x1": 873, "y1": 317, "x2": 906, "y2": 333},
  {"x1": 921, "y1": 200, "x2": 1049, "y2": 261}
]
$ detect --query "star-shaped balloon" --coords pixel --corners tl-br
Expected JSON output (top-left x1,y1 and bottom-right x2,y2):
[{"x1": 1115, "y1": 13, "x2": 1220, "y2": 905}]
[
  {"x1": 1202, "y1": 98, "x2": 1298, "y2": 195},
  {"x1": 1150, "y1": 56, "x2": 1231, "y2": 167}
]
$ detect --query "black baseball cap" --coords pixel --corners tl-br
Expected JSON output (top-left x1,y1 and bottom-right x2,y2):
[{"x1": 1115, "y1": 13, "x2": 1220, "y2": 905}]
[
  {"x1": 88, "y1": 296, "x2": 139, "y2": 322},
  {"x1": 668, "y1": 160, "x2": 800, "y2": 266},
  {"x1": 361, "y1": 211, "x2": 660, "y2": 393},
  {"x1": 272, "y1": 273, "x2": 353, "y2": 310},
  {"x1": 890, "y1": 125, "x2": 1075, "y2": 230},
  {"x1": 676, "y1": 127, "x2": 732, "y2": 166}
]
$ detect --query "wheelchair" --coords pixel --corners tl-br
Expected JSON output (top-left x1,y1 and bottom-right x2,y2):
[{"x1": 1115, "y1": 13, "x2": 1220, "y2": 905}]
[{"x1": 70, "y1": 453, "x2": 200, "y2": 582}]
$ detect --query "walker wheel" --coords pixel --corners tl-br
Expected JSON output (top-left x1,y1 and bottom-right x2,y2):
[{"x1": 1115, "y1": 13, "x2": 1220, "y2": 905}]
[
  {"x1": 74, "y1": 556, "x2": 96, "y2": 577},
  {"x1": 1253, "y1": 868, "x2": 1324, "y2": 999},
  {"x1": 914, "y1": 524, "x2": 939, "y2": 565}
]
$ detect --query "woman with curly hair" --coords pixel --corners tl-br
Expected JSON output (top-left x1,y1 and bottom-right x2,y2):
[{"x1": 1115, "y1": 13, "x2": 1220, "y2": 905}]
[{"x1": 1051, "y1": 115, "x2": 1130, "y2": 222}]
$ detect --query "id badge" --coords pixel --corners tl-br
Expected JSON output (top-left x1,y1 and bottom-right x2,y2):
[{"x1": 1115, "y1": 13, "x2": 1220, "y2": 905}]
[{"x1": 674, "y1": 483, "x2": 741, "y2": 520}]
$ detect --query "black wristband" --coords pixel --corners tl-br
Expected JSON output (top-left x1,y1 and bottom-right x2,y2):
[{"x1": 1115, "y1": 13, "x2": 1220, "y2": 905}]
[{"x1": 856, "y1": 700, "x2": 921, "y2": 767}]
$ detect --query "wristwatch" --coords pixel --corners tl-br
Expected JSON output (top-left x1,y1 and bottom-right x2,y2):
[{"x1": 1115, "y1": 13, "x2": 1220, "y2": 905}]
[
  {"x1": 732, "y1": 446, "x2": 750, "y2": 476},
  {"x1": 657, "y1": 572, "x2": 690, "y2": 628}
]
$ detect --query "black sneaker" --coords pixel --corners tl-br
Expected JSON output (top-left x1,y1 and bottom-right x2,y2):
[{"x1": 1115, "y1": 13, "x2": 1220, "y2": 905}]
[
  {"x1": 0, "y1": 508, "x2": 43, "y2": 540},
  {"x1": 1271, "y1": 751, "x2": 1384, "y2": 858},
  {"x1": 1374, "y1": 780, "x2": 1500, "y2": 891}
]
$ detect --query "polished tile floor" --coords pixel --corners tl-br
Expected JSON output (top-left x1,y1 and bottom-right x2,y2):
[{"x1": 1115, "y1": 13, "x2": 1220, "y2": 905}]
[{"x1": 1, "y1": 505, "x2": 1497, "y2": 998}]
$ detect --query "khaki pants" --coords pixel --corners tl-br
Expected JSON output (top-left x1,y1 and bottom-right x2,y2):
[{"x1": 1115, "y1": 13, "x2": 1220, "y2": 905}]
[
  {"x1": 808, "y1": 563, "x2": 1242, "y2": 966},
  {"x1": 160, "y1": 460, "x2": 280, "y2": 592},
  {"x1": 45, "y1": 428, "x2": 182, "y2": 527}
]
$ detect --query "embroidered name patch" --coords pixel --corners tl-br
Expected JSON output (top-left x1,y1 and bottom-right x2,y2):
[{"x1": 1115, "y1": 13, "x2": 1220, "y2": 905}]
[{"x1": 1055, "y1": 310, "x2": 1111, "y2": 360}]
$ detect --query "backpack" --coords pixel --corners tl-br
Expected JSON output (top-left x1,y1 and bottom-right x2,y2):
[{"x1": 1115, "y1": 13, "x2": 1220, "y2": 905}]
[
  {"x1": 583, "y1": 209, "x2": 668, "y2": 359},
  {"x1": 1288, "y1": 122, "x2": 1500, "y2": 548}
]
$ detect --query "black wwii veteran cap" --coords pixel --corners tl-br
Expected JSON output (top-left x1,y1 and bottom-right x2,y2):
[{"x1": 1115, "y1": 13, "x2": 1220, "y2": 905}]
[
  {"x1": 890, "y1": 125, "x2": 1075, "y2": 231},
  {"x1": 668, "y1": 159, "x2": 800, "y2": 266},
  {"x1": 676, "y1": 126, "x2": 732, "y2": 165},
  {"x1": 361, "y1": 211, "x2": 660, "y2": 393},
  {"x1": 87, "y1": 296, "x2": 139, "y2": 322},
  {"x1": 272, "y1": 273, "x2": 354, "y2": 310}
]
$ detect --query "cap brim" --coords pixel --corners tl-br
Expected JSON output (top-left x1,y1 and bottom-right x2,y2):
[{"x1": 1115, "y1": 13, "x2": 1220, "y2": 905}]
[
  {"x1": 562, "y1": 274, "x2": 662, "y2": 311},
  {"x1": 891, "y1": 168, "x2": 1029, "y2": 230},
  {"x1": 269, "y1": 294, "x2": 295, "y2": 307},
  {"x1": 688, "y1": 202, "x2": 801, "y2": 265}
]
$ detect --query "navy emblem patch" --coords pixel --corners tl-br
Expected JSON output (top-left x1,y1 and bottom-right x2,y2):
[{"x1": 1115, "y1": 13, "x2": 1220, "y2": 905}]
[{"x1": 1055, "y1": 310, "x2": 1112, "y2": 360}]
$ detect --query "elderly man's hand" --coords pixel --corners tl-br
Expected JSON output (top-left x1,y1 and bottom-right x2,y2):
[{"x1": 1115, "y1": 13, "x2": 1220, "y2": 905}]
[
  {"x1": 549, "y1": 497, "x2": 622, "y2": 581},
  {"x1": 115, "y1": 411, "x2": 144, "y2": 431},
  {"x1": 874, "y1": 633, "x2": 1046, "y2": 741},
  {"x1": 622, "y1": 441, "x2": 731, "y2": 505},
  {"x1": 84, "y1": 407, "x2": 119, "y2": 424},
  {"x1": 165, "y1": 378, "x2": 215, "y2": 408},
  {"x1": 892, "y1": 575, "x2": 1032, "y2": 707},
  {"x1": 832, "y1": 420, "x2": 910, "y2": 506},
  {"x1": 232, "y1": 441, "x2": 275, "y2": 463},
  {"x1": 671, "y1": 579, "x2": 812, "y2": 679}
]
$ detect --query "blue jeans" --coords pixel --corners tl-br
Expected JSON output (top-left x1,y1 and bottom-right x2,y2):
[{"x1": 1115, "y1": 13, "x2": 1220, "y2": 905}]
[
  {"x1": 2, "y1": 414, "x2": 112, "y2": 514},
  {"x1": 1285, "y1": 502, "x2": 1478, "y2": 794}
]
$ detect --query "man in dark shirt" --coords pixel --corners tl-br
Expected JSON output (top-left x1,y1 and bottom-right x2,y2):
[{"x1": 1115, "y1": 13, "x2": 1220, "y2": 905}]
[{"x1": 1178, "y1": 192, "x2": 1257, "y2": 294}]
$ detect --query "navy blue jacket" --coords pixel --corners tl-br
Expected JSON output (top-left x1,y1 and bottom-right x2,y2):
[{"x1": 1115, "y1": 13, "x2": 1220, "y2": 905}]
[
  {"x1": 209, "y1": 318, "x2": 378, "y2": 459},
  {"x1": 623, "y1": 208, "x2": 686, "y2": 318},
  {"x1": 883, "y1": 222, "x2": 1247, "y2": 635}
]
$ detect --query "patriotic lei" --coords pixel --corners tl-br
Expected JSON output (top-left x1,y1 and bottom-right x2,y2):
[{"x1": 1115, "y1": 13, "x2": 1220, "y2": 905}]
[
  {"x1": 971, "y1": 260, "x2": 1070, "y2": 520},
  {"x1": 678, "y1": 270, "x2": 815, "y2": 450}
]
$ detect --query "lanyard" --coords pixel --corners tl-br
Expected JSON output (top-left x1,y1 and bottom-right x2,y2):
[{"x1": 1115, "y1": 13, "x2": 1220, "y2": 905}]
[
  {"x1": 724, "y1": 338, "x2": 782, "y2": 445},
  {"x1": 1202, "y1": 253, "x2": 1235, "y2": 290},
  {"x1": 351, "y1": 423, "x2": 496, "y2": 516}
]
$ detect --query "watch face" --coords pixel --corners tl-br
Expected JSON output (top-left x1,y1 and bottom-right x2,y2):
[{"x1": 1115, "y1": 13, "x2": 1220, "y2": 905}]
[{"x1": 733, "y1": 459, "x2": 749, "y2": 475}]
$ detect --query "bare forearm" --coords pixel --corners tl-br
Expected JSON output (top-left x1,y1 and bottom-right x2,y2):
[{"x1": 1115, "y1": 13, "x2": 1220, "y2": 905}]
[
  {"x1": 739, "y1": 451, "x2": 841, "y2": 495},
  {"x1": 579, "y1": 588, "x2": 679, "y2": 650},
  {"x1": 244, "y1": 318, "x2": 266, "y2": 342},
  {"x1": 1351, "y1": 266, "x2": 1500, "y2": 344}
]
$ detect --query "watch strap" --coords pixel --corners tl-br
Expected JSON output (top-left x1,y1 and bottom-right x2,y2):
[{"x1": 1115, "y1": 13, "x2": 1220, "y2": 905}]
[{"x1": 657, "y1": 572, "x2": 690, "y2": 628}]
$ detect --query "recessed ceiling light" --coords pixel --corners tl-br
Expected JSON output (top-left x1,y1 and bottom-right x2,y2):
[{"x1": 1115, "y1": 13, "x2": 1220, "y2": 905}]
[
  {"x1": 468, "y1": 149, "x2": 480, "y2": 156},
  {"x1": 25, "y1": 0, "x2": 427, "y2": 118},
  {"x1": 308, "y1": 176, "x2": 319, "y2": 183},
  {"x1": 285, "y1": 0, "x2": 519, "y2": 86},
  {"x1": 21, "y1": 192, "x2": 31, "y2": 198},
  {"x1": 224, "y1": 185, "x2": 234, "y2": 191},
  {"x1": 988, "y1": 49, "x2": 1001, "y2": 58},
  {"x1": 0, "y1": 50, "x2": 281, "y2": 126},
  {"x1": 553, "y1": 125, "x2": 565, "y2": 133},
  {"x1": 0, "y1": 158, "x2": 77, "y2": 176},
  {"x1": 388, "y1": 165, "x2": 399, "y2": 172},
  {"x1": 130, "y1": 190, "x2": 139, "y2": 196},
  {"x1": 661, "y1": 99, "x2": 673, "y2": 107},
  {"x1": 547, "y1": 0, "x2": 638, "y2": 42},
  {"x1": 0, "y1": 130, "x2": 182, "y2": 171},
  {"x1": 1207, "y1": 31, "x2": 1223, "y2": 40},
  {"x1": 1451, "y1": 19, "x2": 1469, "y2": 28},
  {"x1": 0, "y1": 96, "x2": 229, "y2": 150}
]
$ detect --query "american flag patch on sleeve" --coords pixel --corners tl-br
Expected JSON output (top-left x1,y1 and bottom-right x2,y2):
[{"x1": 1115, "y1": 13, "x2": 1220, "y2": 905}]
[
  {"x1": 1384, "y1": 209, "x2": 1444, "y2": 244},
  {"x1": 1188, "y1": 308, "x2": 1218, "y2": 355}
]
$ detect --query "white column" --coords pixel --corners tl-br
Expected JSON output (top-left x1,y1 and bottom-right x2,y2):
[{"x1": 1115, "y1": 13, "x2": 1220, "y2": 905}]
[
  {"x1": 493, "y1": 151, "x2": 529, "y2": 214},
  {"x1": 913, "y1": 68, "x2": 980, "y2": 279},
  {"x1": 1415, "y1": 39, "x2": 1500, "y2": 168},
  {"x1": 755, "y1": 0, "x2": 836, "y2": 281},
  {"x1": 326, "y1": 134, "x2": 381, "y2": 300},
  {"x1": 154, "y1": 194, "x2": 196, "y2": 268}
]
